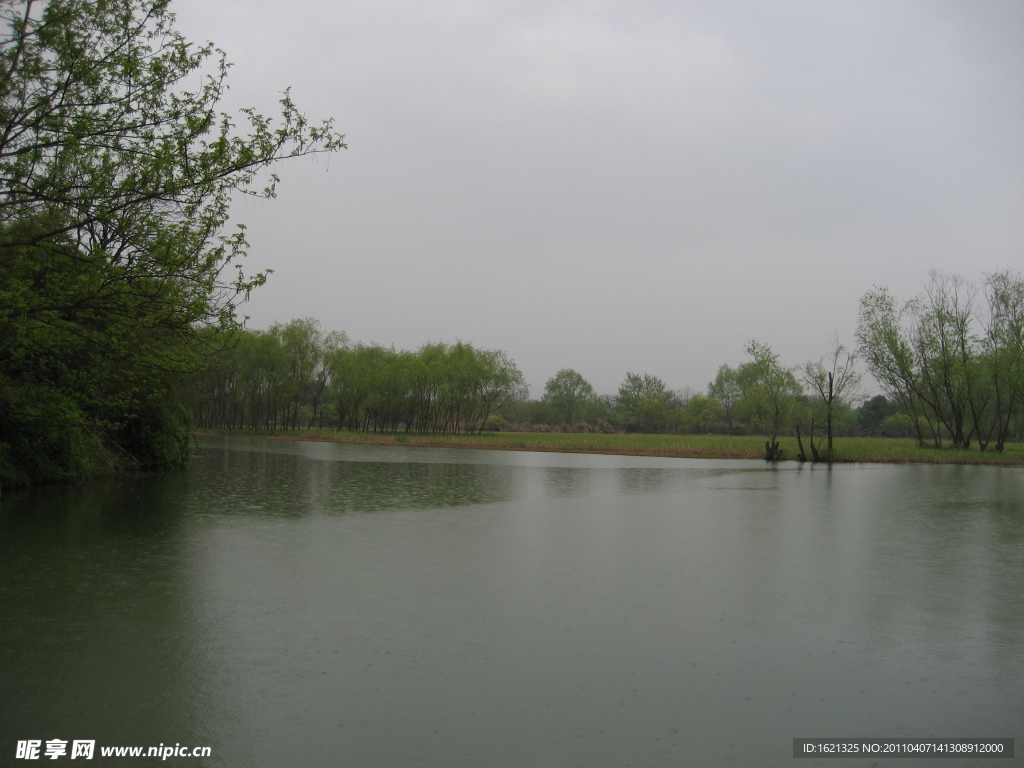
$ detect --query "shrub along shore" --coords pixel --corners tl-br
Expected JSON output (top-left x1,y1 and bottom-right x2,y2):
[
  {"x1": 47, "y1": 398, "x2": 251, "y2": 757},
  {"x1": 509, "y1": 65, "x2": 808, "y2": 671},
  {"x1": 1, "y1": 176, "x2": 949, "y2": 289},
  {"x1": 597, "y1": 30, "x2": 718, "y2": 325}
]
[{"x1": 195, "y1": 430, "x2": 1024, "y2": 467}]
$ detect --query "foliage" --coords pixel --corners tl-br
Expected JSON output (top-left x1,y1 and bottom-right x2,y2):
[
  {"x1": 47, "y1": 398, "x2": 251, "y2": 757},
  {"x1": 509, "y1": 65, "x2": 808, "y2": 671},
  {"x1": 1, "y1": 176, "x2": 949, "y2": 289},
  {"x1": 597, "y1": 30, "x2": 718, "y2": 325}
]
[
  {"x1": 188, "y1": 323, "x2": 527, "y2": 436},
  {"x1": 879, "y1": 412, "x2": 917, "y2": 438},
  {"x1": 857, "y1": 271, "x2": 1024, "y2": 451},
  {"x1": 187, "y1": 274, "x2": 1024, "y2": 454},
  {"x1": 681, "y1": 393, "x2": 725, "y2": 434},
  {"x1": 615, "y1": 372, "x2": 672, "y2": 433},
  {"x1": 739, "y1": 340, "x2": 800, "y2": 458},
  {"x1": 858, "y1": 395, "x2": 899, "y2": 434},
  {"x1": 0, "y1": 0, "x2": 343, "y2": 486},
  {"x1": 802, "y1": 337, "x2": 862, "y2": 462},
  {"x1": 0, "y1": 383, "x2": 98, "y2": 485},
  {"x1": 707, "y1": 364, "x2": 742, "y2": 430},
  {"x1": 542, "y1": 369, "x2": 597, "y2": 425},
  {"x1": 192, "y1": 273, "x2": 1023, "y2": 452}
]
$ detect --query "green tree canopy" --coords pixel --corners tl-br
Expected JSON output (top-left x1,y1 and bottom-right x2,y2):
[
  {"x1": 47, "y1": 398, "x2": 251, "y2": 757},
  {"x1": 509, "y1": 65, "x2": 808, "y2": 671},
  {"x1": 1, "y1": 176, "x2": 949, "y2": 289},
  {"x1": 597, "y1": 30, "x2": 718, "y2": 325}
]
[
  {"x1": 739, "y1": 340, "x2": 800, "y2": 458},
  {"x1": 616, "y1": 372, "x2": 671, "y2": 433},
  {"x1": 542, "y1": 369, "x2": 596, "y2": 425},
  {"x1": 0, "y1": 0, "x2": 344, "y2": 485},
  {"x1": 857, "y1": 271, "x2": 1024, "y2": 451},
  {"x1": 707, "y1": 364, "x2": 742, "y2": 429}
]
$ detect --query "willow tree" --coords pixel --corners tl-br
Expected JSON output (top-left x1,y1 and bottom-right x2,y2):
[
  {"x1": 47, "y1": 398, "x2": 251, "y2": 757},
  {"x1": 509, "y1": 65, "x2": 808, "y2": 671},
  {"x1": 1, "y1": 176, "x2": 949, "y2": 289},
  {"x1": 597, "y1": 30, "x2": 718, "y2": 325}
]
[
  {"x1": 856, "y1": 287, "x2": 934, "y2": 446},
  {"x1": 984, "y1": 271, "x2": 1024, "y2": 451},
  {"x1": 0, "y1": 0, "x2": 345, "y2": 485},
  {"x1": 857, "y1": 272, "x2": 1024, "y2": 452}
]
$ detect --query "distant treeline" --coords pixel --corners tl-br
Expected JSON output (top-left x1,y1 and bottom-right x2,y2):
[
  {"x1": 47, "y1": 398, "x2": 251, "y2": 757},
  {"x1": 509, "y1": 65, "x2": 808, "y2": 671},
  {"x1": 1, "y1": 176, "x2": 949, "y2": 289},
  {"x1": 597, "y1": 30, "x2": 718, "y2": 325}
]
[
  {"x1": 188, "y1": 269, "x2": 1024, "y2": 459},
  {"x1": 525, "y1": 269, "x2": 1024, "y2": 457},
  {"x1": 188, "y1": 320, "x2": 526, "y2": 435},
  {"x1": 185, "y1": 325, "x2": 885, "y2": 440}
]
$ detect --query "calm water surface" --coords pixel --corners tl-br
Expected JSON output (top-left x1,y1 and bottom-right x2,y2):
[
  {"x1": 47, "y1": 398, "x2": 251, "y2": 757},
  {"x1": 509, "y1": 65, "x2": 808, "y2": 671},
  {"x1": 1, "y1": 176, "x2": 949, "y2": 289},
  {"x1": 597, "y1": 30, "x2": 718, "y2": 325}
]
[{"x1": 2, "y1": 436, "x2": 1022, "y2": 767}]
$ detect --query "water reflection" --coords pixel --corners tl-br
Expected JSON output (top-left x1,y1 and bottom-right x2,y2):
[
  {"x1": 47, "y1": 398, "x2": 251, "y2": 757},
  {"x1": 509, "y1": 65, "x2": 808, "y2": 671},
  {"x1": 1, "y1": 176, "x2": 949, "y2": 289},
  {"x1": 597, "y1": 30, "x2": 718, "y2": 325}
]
[
  {"x1": 542, "y1": 466, "x2": 592, "y2": 497},
  {"x1": 616, "y1": 467, "x2": 670, "y2": 495},
  {"x1": 190, "y1": 440, "x2": 516, "y2": 515}
]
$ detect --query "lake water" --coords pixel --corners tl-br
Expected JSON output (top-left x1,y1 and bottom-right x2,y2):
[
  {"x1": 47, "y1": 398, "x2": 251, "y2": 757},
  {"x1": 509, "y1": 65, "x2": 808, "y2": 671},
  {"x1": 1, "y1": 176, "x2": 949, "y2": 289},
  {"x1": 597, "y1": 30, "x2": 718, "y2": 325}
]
[{"x1": 2, "y1": 436, "x2": 1021, "y2": 767}]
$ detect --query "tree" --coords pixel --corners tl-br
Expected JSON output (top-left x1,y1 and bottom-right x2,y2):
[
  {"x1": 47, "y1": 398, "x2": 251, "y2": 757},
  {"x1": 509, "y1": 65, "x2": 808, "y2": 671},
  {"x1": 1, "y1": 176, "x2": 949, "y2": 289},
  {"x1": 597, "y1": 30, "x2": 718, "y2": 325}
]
[
  {"x1": 616, "y1": 372, "x2": 672, "y2": 433},
  {"x1": 857, "y1": 273, "x2": 1024, "y2": 452},
  {"x1": 741, "y1": 340, "x2": 799, "y2": 460},
  {"x1": 803, "y1": 336, "x2": 862, "y2": 462},
  {"x1": 0, "y1": 0, "x2": 344, "y2": 485},
  {"x1": 911, "y1": 272, "x2": 978, "y2": 449},
  {"x1": 980, "y1": 271, "x2": 1024, "y2": 452},
  {"x1": 856, "y1": 286, "x2": 934, "y2": 446},
  {"x1": 542, "y1": 369, "x2": 596, "y2": 425},
  {"x1": 473, "y1": 349, "x2": 528, "y2": 433},
  {"x1": 276, "y1": 318, "x2": 327, "y2": 429},
  {"x1": 707, "y1": 364, "x2": 742, "y2": 431},
  {"x1": 682, "y1": 393, "x2": 724, "y2": 434},
  {"x1": 857, "y1": 395, "x2": 899, "y2": 435}
]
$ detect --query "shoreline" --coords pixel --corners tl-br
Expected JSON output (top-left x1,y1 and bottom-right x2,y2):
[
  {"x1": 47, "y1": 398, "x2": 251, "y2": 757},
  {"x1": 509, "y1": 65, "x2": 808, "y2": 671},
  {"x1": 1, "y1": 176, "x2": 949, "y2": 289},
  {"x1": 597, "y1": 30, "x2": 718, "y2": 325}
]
[{"x1": 194, "y1": 430, "x2": 1024, "y2": 467}]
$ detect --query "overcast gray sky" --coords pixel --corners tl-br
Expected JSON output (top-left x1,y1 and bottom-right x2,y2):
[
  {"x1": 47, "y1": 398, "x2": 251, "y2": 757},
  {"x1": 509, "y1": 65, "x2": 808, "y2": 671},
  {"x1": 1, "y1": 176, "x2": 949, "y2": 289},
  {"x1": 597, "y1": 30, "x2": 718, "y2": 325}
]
[{"x1": 172, "y1": 0, "x2": 1023, "y2": 397}]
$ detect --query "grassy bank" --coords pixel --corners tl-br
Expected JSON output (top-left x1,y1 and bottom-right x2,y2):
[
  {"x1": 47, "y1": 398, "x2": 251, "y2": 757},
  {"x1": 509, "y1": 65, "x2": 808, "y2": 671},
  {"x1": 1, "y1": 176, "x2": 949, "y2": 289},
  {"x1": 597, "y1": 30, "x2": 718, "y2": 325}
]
[{"x1": 194, "y1": 429, "x2": 1024, "y2": 466}]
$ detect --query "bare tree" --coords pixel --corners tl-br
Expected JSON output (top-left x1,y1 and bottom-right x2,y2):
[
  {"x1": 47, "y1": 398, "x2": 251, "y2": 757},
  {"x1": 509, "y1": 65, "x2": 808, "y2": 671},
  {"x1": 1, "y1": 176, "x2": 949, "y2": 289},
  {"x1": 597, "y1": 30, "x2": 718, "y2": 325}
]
[{"x1": 803, "y1": 336, "x2": 862, "y2": 462}]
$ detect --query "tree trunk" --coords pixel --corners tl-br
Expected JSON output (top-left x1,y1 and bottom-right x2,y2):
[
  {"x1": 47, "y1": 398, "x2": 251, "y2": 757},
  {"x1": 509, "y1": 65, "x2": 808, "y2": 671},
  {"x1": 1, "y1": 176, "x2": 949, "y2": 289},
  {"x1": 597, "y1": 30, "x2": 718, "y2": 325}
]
[{"x1": 826, "y1": 371, "x2": 834, "y2": 463}]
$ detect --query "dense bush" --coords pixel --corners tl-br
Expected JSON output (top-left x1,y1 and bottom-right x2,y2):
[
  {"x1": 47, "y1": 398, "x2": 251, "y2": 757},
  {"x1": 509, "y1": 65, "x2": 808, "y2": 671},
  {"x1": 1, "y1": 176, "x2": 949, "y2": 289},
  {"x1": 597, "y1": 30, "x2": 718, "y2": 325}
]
[{"x1": 0, "y1": 385, "x2": 103, "y2": 486}]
